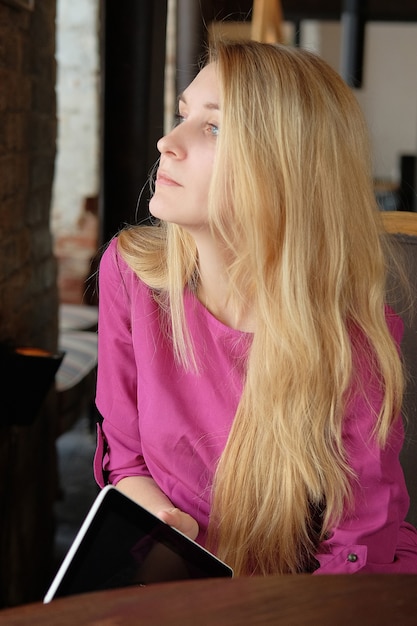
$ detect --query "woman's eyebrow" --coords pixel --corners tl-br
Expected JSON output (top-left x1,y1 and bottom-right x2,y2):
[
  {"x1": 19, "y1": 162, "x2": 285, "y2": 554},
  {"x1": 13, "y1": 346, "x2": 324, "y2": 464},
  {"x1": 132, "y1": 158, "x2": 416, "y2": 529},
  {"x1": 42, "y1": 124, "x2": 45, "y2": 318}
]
[
  {"x1": 178, "y1": 93, "x2": 220, "y2": 111},
  {"x1": 204, "y1": 102, "x2": 220, "y2": 111}
]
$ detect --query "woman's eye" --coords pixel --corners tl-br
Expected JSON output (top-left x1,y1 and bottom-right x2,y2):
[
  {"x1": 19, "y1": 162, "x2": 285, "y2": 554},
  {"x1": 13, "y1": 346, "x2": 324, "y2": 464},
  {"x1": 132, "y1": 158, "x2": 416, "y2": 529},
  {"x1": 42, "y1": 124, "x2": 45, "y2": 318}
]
[
  {"x1": 208, "y1": 124, "x2": 219, "y2": 137},
  {"x1": 174, "y1": 113, "x2": 185, "y2": 126}
]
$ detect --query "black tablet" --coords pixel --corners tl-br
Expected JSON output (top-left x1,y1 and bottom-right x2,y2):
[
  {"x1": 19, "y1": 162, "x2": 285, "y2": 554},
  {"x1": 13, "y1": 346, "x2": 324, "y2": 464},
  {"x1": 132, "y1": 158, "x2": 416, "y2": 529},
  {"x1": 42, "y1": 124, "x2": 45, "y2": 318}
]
[{"x1": 44, "y1": 485, "x2": 232, "y2": 602}]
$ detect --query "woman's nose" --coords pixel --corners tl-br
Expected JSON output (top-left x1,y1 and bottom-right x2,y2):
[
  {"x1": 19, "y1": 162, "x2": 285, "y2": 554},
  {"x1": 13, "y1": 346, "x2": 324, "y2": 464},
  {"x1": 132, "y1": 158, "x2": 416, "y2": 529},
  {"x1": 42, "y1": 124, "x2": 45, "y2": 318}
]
[{"x1": 157, "y1": 124, "x2": 185, "y2": 157}]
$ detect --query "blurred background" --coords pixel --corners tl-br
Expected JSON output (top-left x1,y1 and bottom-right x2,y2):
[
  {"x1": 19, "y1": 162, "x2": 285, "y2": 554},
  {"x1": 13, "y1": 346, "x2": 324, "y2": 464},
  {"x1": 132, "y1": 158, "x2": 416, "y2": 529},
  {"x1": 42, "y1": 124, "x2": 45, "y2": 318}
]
[{"x1": 0, "y1": 0, "x2": 416, "y2": 608}]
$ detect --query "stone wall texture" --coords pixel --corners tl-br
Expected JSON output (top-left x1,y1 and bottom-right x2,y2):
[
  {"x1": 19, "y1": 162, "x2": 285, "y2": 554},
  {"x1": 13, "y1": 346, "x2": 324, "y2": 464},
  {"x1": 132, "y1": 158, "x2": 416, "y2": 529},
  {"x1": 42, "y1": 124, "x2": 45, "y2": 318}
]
[{"x1": 0, "y1": 0, "x2": 59, "y2": 607}]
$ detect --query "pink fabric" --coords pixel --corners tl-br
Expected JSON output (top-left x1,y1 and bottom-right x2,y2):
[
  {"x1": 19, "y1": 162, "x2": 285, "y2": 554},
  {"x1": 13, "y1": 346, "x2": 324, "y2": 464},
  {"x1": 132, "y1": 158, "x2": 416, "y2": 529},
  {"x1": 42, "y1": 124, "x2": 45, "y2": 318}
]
[{"x1": 95, "y1": 237, "x2": 417, "y2": 573}]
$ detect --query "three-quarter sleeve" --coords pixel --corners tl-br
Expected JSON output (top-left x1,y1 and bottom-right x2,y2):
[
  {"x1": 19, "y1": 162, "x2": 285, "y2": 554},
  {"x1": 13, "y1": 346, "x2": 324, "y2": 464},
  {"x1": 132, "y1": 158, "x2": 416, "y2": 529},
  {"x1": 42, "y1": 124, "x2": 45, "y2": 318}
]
[
  {"x1": 314, "y1": 413, "x2": 416, "y2": 573},
  {"x1": 94, "y1": 238, "x2": 152, "y2": 487},
  {"x1": 314, "y1": 310, "x2": 417, "y2": 573}
]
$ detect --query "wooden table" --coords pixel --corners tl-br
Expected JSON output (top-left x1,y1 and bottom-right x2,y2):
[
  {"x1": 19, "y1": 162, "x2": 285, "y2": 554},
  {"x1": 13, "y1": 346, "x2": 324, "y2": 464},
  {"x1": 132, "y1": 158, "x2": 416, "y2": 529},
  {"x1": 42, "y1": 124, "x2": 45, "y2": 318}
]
[{"x1": 1, "y1": 574, "x2": 416, "y2": 625}]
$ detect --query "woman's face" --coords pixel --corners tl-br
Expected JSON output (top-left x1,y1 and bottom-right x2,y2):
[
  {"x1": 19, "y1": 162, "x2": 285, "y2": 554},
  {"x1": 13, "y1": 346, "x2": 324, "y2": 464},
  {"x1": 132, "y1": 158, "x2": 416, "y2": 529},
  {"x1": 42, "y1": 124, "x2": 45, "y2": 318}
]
[{"x1": 149, "y1": 63, "x2": 220, "y2": 233}]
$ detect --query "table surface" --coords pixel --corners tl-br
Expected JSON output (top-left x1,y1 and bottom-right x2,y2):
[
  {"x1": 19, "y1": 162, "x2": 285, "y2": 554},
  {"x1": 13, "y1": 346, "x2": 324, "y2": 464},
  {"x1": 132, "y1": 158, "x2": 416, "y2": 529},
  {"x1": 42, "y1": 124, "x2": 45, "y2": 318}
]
[{"x1": 1, "y1": 574, "x2": 416, "y2": 626}]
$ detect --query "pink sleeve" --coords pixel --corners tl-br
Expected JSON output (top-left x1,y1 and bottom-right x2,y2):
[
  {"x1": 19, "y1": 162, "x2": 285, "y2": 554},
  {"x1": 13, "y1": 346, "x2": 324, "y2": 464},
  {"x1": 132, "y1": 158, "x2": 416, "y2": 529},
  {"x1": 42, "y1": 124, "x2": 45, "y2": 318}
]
[
  {"x1": 314, "y1": 309, "x2": 417, "y2": 574},
  {"x1": 93, "y1": 238, "x2": 151, "y2": 487},
  {"x1": 313, "y1": 416, "x2": 412, "y2": 574}
]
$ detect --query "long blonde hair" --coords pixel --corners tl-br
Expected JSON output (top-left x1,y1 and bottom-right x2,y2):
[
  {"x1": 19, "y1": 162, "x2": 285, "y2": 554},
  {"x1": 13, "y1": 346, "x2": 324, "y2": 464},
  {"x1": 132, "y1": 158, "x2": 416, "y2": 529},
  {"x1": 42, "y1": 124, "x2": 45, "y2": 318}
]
[{"x1": 118, "y1": 42, "x2": 404, "y2": 574}]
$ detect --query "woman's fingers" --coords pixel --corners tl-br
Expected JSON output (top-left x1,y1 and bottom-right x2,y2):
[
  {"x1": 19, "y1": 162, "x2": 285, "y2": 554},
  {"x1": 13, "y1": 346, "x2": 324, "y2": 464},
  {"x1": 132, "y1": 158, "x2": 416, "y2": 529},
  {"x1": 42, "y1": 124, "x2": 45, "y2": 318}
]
[{"x1": 157, "y1": 508, "x2": 199, "y2": 541}]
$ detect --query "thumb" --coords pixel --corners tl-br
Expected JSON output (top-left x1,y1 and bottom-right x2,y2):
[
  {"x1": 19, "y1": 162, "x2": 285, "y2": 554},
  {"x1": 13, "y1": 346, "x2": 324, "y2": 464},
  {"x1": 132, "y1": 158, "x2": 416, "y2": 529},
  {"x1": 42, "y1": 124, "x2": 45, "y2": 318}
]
[{"x1": 157, "y1": 508, "x2": 199, "y2": 541}]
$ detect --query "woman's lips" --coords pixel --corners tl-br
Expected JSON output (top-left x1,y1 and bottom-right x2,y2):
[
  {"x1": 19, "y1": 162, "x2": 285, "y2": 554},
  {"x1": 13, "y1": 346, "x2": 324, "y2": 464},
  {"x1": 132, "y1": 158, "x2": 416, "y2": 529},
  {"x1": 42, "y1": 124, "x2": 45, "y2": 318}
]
[{"x1": 156, "y1": 171, "x2": 181, "y2": 186}]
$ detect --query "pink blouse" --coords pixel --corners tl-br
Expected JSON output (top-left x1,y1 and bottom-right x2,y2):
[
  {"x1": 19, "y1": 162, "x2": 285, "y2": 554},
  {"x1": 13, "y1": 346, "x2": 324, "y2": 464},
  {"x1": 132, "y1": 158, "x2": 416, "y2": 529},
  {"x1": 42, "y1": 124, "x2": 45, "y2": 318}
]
[{"x1": 94, "y1": 238, "x2": 417, "y2": 574}]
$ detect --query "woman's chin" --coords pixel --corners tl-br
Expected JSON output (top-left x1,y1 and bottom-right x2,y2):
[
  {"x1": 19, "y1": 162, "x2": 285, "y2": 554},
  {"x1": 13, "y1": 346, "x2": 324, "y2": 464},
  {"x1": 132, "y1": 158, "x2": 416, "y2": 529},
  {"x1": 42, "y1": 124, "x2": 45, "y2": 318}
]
[{"x1": 148, "y1": 198, "x2": 164, "y2": 221}]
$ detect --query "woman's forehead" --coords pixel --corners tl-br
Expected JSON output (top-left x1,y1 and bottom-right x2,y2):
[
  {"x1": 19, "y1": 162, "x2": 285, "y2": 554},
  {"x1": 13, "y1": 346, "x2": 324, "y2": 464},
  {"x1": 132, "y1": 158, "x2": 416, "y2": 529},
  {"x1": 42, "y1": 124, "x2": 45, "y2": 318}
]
[{"x1": 180, "y1": 63, "x2": 220, "y2": 108}]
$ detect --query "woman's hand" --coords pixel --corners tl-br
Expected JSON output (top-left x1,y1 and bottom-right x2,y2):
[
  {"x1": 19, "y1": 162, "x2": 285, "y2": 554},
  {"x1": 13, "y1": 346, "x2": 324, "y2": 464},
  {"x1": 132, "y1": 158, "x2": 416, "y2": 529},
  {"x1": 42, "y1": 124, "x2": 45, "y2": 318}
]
[
  {"x1": 157, "y1": 508, "x2": 199, "y2": 541},
  {"x1": 115, "y1": 477, "x2": 199, "y2": 540}
]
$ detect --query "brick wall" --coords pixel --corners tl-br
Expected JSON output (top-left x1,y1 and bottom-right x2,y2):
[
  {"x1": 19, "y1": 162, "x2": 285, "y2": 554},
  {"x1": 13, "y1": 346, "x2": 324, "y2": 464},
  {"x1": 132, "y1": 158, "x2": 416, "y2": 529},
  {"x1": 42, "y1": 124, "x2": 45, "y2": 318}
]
[
  {"x1": 0, "y1": 0, "x2": 59, "y2": 607},
  {"x1": 52, "y1": 0, "x2": 100, "y2": 305},
  {"x1": 51, "y1": 0, "x2": 99, "y2": 235}
]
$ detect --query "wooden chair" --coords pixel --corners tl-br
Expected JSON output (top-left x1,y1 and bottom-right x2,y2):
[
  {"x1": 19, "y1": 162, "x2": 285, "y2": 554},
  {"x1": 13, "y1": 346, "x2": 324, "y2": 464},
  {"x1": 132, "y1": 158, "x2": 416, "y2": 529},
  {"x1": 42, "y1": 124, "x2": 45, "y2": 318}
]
[
  {"x1": 381, "y1": 210, "x2": 417, "y2": 236},
  {"x1": 56, "y1": 304, "x2": 98, "y2": 436},
  {"x1": 209, "y1": 0, "x2": 284, "y2": 44},
  {"x1": 251, "y1": 0, "x2": 284, "y2": 43},
  {"x1": 382, "y1": 211, "x2": 417, "y2": 527}
]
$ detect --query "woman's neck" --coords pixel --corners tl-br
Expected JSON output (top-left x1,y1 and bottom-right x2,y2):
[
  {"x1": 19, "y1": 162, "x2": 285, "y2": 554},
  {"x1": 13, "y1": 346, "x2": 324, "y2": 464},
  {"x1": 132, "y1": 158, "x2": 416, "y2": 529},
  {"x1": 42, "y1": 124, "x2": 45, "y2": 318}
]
[{"x1": 193, "y1": 232, "x2": 255, "y2": 333}]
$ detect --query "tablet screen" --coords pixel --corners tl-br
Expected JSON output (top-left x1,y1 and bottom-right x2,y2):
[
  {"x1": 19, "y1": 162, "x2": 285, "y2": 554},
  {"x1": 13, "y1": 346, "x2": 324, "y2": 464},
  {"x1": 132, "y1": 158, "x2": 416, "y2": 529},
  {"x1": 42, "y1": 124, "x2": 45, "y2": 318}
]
[{"x1": 44, "y1": 486, "x2": 232, "y2": 602}]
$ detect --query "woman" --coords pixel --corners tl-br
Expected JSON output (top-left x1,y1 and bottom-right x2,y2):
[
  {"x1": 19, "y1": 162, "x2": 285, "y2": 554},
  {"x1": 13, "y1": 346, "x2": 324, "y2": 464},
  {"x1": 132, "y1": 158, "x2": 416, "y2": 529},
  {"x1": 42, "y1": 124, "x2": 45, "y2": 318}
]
[{"x1": 94, "y1": 41, "x2": 417, "y2": 575}]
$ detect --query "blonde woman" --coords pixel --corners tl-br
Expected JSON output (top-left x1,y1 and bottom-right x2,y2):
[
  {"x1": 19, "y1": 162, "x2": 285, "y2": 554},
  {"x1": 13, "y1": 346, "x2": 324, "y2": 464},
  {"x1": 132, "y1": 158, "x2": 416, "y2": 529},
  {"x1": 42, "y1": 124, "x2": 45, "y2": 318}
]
[{"x1": 94, "y1": 41, "x2": 417, "y2": 574}]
